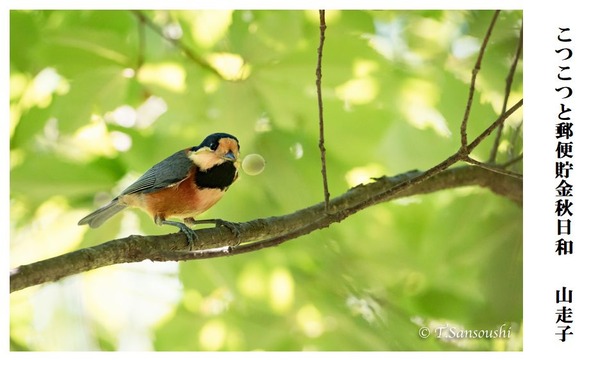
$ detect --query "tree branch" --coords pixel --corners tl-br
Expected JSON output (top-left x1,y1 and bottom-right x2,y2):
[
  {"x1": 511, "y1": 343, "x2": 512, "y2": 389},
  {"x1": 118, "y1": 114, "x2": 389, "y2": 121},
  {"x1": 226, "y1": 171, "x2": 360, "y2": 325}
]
[
  {"x1": 467, "y1": 98, "x2": 522, "y2": 153},
  {"x1": 10, "y1": 164, "x2": 522, "y2": 293},
  {"x1": 489, "y1": 23, "x2": 523, "y2": 163},
  {"x1": 459, "y1": 10, "x2": 500, "y2": 153},
  {"x1": 136, "y1": 12, "x2": 146, "y2": 70},
  {"x1": 315, "y1": 10, "x2": 331, "y2": 211},
  {"x1": 131, "y1": 10, "x2": 223, "y2": 78}
]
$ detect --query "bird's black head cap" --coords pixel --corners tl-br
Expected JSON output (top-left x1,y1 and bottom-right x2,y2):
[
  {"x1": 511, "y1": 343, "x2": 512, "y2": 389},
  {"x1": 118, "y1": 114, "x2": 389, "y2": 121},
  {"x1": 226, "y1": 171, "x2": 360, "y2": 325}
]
[{"x1": 193, "y1": 133, "x2": 239, "y2": 152}]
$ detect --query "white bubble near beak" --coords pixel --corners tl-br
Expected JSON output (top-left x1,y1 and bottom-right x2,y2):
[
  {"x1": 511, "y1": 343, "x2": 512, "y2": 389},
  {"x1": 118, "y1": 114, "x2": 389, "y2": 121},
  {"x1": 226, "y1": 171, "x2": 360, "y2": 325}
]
[{"x1": 242, "y1": 154, "x2": 266, "y2": 176}]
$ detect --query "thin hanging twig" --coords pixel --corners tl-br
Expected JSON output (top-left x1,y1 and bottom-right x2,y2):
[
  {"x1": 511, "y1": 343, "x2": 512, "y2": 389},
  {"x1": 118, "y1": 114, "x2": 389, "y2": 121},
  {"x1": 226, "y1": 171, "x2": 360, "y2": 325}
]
[
  {"x1": 131, "y1": 10, "x2": 222, "y2": 78},
  {"x1": 315, "y1": 10, "x2": 331, "y2": 212},
  {"x1": 489, "y1": 23, "x2": 524, "y2": 163},
  {"x1": 459, "y1": 10, "x2": 500, "y2": 154},
  {"x1": 136, "y1": 13, "x2": 146, "y2": 70}
]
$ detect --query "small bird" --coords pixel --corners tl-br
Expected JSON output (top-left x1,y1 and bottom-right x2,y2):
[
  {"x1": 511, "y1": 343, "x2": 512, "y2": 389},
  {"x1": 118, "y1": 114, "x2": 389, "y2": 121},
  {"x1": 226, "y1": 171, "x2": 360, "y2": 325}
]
[{"x1": 78, "y1": 132, "x2": 241, "y2": 249}]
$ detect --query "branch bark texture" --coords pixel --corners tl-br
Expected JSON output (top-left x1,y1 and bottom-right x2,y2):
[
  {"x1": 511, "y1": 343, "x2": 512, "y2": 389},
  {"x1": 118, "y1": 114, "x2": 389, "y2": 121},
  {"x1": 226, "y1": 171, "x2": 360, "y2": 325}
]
[{"x1": 11, "y1": 165, "x2": 521, "y2": 293}]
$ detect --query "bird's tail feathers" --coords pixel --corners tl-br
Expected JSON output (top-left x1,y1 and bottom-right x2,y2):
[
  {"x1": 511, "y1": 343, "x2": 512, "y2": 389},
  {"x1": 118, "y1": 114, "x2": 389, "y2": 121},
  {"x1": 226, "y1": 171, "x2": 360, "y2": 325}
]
[{"x1": 78, "y1": 200, "x2": 127, "y2": 228}]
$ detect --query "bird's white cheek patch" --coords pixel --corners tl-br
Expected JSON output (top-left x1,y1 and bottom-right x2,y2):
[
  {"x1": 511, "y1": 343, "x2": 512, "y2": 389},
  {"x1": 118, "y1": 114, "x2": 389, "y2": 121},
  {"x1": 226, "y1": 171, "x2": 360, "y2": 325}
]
[{"x1": 188, "y1": 151, "x2": 224, "y2": 170}]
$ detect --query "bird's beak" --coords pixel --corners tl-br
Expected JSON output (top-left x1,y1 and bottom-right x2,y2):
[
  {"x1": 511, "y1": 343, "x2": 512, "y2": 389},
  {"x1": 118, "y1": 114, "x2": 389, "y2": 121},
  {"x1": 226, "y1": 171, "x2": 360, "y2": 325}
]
[{"x1": 223, "y1": 151, "x2": 237, "y2": 162}]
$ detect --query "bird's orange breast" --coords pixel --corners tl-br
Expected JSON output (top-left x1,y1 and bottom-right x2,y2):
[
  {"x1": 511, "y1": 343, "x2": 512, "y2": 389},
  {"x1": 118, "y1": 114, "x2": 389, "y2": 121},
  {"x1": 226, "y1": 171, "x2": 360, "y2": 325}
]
[{"x1": 122, "y1": 171, "x2": 226, "y2": 220}]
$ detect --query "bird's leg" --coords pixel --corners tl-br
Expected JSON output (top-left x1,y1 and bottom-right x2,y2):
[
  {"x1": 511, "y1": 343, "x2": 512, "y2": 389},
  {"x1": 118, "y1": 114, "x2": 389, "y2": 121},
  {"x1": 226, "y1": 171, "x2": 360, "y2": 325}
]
[
  {"x1": 184, "y1": 217, "x2": 241, "y2": 245},
  {"x1": 155, "y1": 216, "x2": 197, "y2": 250}
]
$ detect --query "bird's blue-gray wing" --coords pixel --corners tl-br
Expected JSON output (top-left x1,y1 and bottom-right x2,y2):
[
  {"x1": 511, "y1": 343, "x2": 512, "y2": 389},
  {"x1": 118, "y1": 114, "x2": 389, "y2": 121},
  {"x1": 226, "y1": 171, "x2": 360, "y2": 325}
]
[{"x1": 119, "y1": 150, "x2": 194, "y2": 195}]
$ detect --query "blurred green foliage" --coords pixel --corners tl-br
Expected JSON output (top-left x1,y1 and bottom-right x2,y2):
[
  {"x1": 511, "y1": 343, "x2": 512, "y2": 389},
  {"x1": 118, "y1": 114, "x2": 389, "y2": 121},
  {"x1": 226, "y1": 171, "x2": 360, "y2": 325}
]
[{"x1": 10, "y1": 10, "x2": 523, "y2": 351}]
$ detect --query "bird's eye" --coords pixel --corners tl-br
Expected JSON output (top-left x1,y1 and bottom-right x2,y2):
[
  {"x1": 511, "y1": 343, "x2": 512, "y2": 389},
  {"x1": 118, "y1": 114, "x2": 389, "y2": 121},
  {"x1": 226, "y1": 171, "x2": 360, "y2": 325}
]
[{"x1": 210, "y1": 140, "x2": 219, "y2": 151}]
